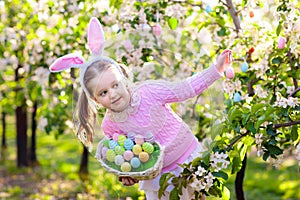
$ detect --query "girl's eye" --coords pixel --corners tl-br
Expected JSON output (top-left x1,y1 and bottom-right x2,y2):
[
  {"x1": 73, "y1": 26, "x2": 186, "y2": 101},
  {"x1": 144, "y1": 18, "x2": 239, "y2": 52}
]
[
  {"x1": 100, "y1": 91, "x2": 107, "y2": 96},
  {"x1": 113, "y1": 83, "x2": 119, "y2": 88}
]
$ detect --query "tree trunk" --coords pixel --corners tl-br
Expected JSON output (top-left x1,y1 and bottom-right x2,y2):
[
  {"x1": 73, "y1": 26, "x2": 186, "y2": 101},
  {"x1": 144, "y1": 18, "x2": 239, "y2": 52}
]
[
  {"x1": 16, "y1": 105, "x2": 28, "y2": 167},
  {"x1": 1, "y1": 111, "x2": 7, "y2": 149},
  {"x1": 235, "y1": 154, "x2": 247, "y2": 200},
  {"x1": 15, "y1": 65, "x2": 28, "y2": 167},
  {"x1": 79, "y1": 145, "x2": 89, "y2": 180},
  {"x1": 29, "y1": 101, "x2": 39, "y2": 166}
]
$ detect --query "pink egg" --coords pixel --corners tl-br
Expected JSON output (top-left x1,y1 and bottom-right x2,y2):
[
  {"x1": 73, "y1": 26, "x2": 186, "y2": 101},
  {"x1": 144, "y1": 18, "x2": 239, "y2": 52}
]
[
  {"x1": 278, "y1": 37, "x2": 286, "y2": 49},
  {"x1": 225, "y1": 67, "x2": 235, "y2": 79},
  {"x1": 112, "y1": 133, "x2": 120, "y2": 141},
  {"x1": 153, "y1": 23, "x2": 162, "y2": 36},
  {"x1": 135, "y1": 134, "x2": 144, "y2": 145},
  {"x1": 123, "y1": 150, "x2": 134, "y2": 161}
]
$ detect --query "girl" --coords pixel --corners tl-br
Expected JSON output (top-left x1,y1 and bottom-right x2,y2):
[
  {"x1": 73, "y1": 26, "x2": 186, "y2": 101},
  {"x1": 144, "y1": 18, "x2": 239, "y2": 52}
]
[{"x1": 50, "y1": 17, "x2": 233, "y2": 199}]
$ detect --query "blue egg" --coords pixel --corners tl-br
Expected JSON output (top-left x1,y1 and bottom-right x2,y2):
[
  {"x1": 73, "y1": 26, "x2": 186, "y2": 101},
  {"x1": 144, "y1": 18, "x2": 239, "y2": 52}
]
[
  {"x1": 205, "y1": 5, "x2": 212, "y2": 13},
  {"x1": 124, "y1": 139, "x2": 134, "y2": 150},
  {"x1": 109, "y1": 140, "x2": 119, "y2": 149},
  {"x1": 130, "y1": 157, "x2": 141, "y2": 168},
  {"x1": 233, "y1": 92, "x2": 241, "y2": 102},
  {"x1": 241, "y1": 62, "x2": 248, "y2": 72}
]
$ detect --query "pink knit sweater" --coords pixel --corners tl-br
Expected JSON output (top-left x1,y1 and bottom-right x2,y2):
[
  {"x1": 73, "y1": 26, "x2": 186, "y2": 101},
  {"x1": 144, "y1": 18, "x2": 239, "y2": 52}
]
[{"x1": 101, "y1": 65, "x2": 222, "y2": 172}]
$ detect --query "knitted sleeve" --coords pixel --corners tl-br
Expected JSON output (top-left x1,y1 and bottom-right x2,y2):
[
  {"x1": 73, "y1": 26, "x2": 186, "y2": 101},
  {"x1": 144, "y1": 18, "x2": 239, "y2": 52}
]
[{"x1": 143, "y1": 64, "x2": 222, "y2": 104}]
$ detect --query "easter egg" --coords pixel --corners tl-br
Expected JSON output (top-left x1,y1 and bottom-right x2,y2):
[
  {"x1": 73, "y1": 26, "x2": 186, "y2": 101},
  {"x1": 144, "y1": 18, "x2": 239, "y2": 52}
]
[
  {"x1": 153, "y1": 23, "x2": 162, "y2": 36},
  {"x1": 124, "y1": 139, "x2": 134, "y2": 150},
  {"x1": 106, "y1": 149, "x2": 116, "y2": 162},
  {"x1": 205, "y1": 5, "x2": 212, "y2": 13},
  {"x1": 142, "y1": 142, "x2": 154, "y2": 154},
  {"x1": 121, "y1": 162, "x2": 132, "y2": 172},
  {"x1": 132, "y1": 145, "x2": 142, "y2": 155},
  {"x1": 144, "y1": 131, "x2": 155, "y2": 143},
  {"x1": 225, "y1": 67, "x2": 235, "y2": 79},
  {"x1": 103, "y1": 139, "x2": 110, "y2": 148},
  {"x1": 118, "y1": 135, "x2": 126, "y2": 146},
  {"x1": 139, "y1": 152, "x2": 149, "y2": 163},
  {"x1": 127, "y1": 132, "x2": 136, "y2": 141},
  {"x1": 115, "y1": 146, "x2": 125, "y2": 155},
  {"x1": 233, "y1": 92, "x2": 241, "y2": 102},
  {"x1": 123, "y1": 150, "x2": 134, "y2": 161},
  {"x1": 112, "y1": 133, "x2": 120, "y2": 141},
  {"x1": 101, "y1": 147, "x2": 108, "y2": 159},
  {"x1": 109, "y1": 140, "x2": 119, "y2": 149},
  {"x1": 241, "y1": 62, "x2": 248, "y2": 72},
  {"x1": 114, "y1": 155, "x2": 125, "y2": 166},
  {"x1": 130, "y1": 157, "x2": 141, "y2": 168},
  {"x1": 249, "y1": 10, "x2": 254, "y2": 18},
  {"x1": 135, "y1": 134, "x2": 144, "y2": 145},
  {"x1": 278, "y1": 37, "x2": 286, "y2": 49}
]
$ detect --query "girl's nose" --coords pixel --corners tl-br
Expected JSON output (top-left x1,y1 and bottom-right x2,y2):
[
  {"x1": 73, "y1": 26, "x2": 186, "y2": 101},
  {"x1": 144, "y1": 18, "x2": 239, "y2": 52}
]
[{"x1": 109, "y1": 89, "x2": 117, "y2": 99}]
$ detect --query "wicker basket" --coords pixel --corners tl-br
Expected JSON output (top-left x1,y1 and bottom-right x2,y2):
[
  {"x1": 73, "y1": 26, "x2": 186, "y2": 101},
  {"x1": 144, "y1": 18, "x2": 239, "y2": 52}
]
[{"x1": 95, "y1": 137, "x2": 165, "y2": 180}]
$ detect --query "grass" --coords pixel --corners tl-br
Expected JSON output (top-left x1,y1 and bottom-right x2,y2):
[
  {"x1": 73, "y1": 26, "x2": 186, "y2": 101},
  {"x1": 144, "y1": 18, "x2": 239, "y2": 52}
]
[
  {"x1": 1, "y1": 114, "x2": 300, "y2": 199},
  {"x1": 225, "y1": 155, "x2": 300, "y2": 200}
]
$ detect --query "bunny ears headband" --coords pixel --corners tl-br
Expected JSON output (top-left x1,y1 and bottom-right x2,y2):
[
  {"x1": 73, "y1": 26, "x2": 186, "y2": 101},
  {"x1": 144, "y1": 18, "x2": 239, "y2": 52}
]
[{"x1": 49, "y1": 17, "x2": 123, "y2": 98}]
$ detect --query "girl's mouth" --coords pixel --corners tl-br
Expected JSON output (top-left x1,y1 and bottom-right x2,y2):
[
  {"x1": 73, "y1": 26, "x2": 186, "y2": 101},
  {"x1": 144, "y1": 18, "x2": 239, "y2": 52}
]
[{"x1": 112, "y1": 97, "x2": 121, "y2": 104}]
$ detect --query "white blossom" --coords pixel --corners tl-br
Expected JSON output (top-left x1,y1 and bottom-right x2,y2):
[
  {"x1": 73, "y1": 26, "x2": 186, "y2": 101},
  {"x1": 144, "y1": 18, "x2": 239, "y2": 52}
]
[
  {"x1": 254, "y1": 85, "x2": 268, "y2": 98},
  {"x1": 195, "y1": 166, "x2": 206, "y2": 177},
  {"x1": 37, "y1": 117, "x2": 48, "y2": 131},
  {"x1": 210, "y1": 152, "x2": 230, "y2": 172}
]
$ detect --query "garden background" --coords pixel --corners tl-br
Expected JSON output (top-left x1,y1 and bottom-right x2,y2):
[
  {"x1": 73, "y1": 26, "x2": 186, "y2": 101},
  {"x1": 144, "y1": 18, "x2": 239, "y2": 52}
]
[{"x1": 0, "y1": 0, "x2": 299, "y2": 199}]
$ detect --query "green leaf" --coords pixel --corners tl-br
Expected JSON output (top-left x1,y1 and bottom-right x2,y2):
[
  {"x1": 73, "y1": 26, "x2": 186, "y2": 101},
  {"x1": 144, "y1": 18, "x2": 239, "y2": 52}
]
[
  {"x1": 169, "y1": 188, "x2": 180, "y2": 200},
  {"x1": 266, "y1": 124, "x2": 276, "y2": 136},
  {"x1": 242, "y1": 0, "x2": 248, "y2": 7},
  {"x1": 208, "y1": 185, "x2": 222, "y2": 197},
  {"x1": 211, "y1": 123, "x2": 223, "y2": 140},
  {"x1": 228, "y1": 106, "x2": 242, "y2": 123},
  {"x1": 265, "y1": 144, "x2": 283, "y2": 155},
  {"x1": 242, "y1": 113, "x2": 251, "y2": 125},
  {"x1": 222, "y1": 185, "x2": 231, "y2": 200},
  {"x1": 192, "y1": 157, "x2": 202, "y2": 167},
  {"x1": 231, "y1": 156, "x2": 242, "y2": 174},
  {"x1": 251, "y1": 103, "x2": 265, "y2": 115},
  {"x1": 168, "y1": 17, "x2": 178, "y2": 30},
  {"x1": 263, "y1": 151, "x2": 269, "y2": 161},
  {"x1": 291, "y1": 125, "x2": 299, "y2": 141},
  {"x1": 217, "y1": 27, "x2": 226, "y2": 36},
  {"x1": 212, "y1": 171, "x2": 228, "y2": 180},
  {"x1": 272, "y1": 57, "x2": 281, "y2": 65},
  {"x1": 276, "y1": 22, "x2": 282, "y2": 36}
]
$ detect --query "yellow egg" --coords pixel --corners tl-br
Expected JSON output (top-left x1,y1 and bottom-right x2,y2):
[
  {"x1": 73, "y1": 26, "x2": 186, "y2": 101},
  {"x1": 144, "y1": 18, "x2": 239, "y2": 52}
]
[
  {"x1": 139, "y1": 152, "x2": 149, "y2": 163},
  {"x1": 121, "y1": 162, "x2": 132, "y2": 172},
  {"x1": 132, "y1": 145, "x2": 142, "y2": 155}
]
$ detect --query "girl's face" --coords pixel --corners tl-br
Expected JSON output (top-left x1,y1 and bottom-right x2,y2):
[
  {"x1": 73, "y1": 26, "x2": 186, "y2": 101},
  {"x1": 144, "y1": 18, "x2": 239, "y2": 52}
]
[{"x1": 91, "y1": 66, "x2": 130, "y2": 112}]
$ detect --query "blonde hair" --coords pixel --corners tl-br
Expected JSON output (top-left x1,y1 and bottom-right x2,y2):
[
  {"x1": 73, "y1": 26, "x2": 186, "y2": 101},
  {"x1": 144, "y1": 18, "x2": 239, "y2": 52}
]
[{"x1": 76, "y1": 60, "x2": 129, "y2": 149}]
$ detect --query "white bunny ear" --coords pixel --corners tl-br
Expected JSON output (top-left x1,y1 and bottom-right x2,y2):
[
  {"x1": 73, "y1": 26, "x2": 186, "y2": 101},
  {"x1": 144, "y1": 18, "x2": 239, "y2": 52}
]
[
  {"x1": 87, "y1": 17, "x2": 105, "y2": 56},
  {"x1": 49, "y1": 53, "x2": 85, "y2": 72}
]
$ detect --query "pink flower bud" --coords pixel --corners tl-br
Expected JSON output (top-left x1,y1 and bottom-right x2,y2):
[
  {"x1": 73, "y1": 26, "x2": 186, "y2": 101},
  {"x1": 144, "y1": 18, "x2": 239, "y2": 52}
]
[
  {"x1": 225, "y1": 67, "x2": 235, "y2": 79},
  {"x1": 123, "y1": 40, "x2": 134, "y2": 52},
  {"x1": 153, "y1": 23, "x2": 162, "y2": 36},
  {"x1": 277, "y1": 37, "x2": 286, "y2": 49}
]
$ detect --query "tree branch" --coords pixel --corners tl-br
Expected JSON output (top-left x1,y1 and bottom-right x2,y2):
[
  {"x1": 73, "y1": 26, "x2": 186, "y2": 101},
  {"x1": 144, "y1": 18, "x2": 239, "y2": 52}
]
[
  {"x1": 226, "y1": 132, "x2": 248, "y2": 151},
  {"x1": 225, "y1": 0, "x2": 242, "y2": 33},
  {"x1": 273, "y1": 121, "x2": 300, "y2": 129},
  {"x1": 170, "y1": 0, "x2": 203, "y2": 7},
  {"x1": 289, "y1": 88, "x2": 300, "y2": 97}
]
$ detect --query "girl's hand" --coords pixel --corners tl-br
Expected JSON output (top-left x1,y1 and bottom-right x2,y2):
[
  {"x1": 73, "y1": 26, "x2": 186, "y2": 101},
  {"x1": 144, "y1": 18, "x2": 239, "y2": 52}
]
[
  {"x1": 118, "y1": 176, "x2": 139, "y2": 186},
  {"x1": 216, "y1": 49, "x2": 233, "y2": 73}
]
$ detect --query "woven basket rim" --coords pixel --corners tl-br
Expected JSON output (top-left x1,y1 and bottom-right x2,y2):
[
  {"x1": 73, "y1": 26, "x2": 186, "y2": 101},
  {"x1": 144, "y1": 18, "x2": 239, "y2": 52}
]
[{"x1": 95, "y1": 137, "x2": 165, "y2": 180}]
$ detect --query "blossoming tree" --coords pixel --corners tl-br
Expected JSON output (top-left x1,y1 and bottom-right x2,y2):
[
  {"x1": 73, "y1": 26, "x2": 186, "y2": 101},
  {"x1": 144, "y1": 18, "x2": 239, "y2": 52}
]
[{"x1": 0, "y1": 0, "x2": 299, "y2": 199}]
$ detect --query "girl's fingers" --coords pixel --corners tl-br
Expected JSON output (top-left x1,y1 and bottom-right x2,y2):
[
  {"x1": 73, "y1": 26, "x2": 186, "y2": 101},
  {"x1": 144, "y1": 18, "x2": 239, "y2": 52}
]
[{"x1": 119, "y1": 177, "x2": 138, "y2": 186}]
